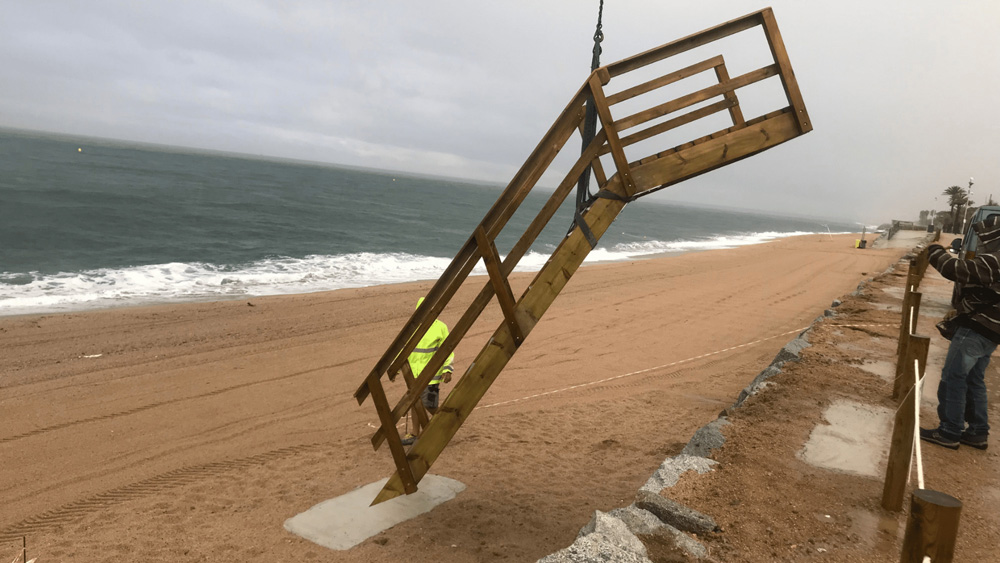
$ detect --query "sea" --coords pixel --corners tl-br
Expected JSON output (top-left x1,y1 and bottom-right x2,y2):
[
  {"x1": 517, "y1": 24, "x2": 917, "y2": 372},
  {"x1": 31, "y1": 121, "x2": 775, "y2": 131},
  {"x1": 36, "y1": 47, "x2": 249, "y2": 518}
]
[{"x1": 0, "y1": 128, "x2": 861, "y2": 317}]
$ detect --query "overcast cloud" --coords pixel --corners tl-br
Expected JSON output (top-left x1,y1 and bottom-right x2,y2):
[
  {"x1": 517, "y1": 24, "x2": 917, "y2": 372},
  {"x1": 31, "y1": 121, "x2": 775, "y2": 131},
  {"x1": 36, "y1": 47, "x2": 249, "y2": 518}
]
[{"x1": 3, "y1": 1, "x2": 999, "y2": 224}]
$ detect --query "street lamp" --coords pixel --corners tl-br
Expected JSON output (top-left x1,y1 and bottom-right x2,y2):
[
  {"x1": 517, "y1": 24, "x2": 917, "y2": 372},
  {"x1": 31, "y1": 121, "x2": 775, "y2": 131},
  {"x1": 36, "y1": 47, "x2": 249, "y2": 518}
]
[{"x1": 961, "y1": 177, "x2": 974, "y2": 236}]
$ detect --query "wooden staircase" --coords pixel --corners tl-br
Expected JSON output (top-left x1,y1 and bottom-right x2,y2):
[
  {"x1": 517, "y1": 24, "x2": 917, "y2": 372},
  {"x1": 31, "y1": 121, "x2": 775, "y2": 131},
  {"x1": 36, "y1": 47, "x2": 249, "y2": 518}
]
[{"x1": 354, "y1": 7, "x2": 811, "y2": 505}]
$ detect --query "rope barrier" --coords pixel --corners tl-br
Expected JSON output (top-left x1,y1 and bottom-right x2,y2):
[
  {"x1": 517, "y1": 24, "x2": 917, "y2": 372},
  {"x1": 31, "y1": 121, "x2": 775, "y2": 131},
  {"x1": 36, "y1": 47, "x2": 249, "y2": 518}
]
[
  {"x1": 369, "y1": 322, "x2": 893, "y2": 431},
  {"x1": 367, "y1": 325, "x2": 812, "y2": 432},
  {"x1": 481, "y1": 326, "x2": 810, "y2": 409},
  {"x1": 913, "y1": 357, "x2": 925, "y2": 490}
]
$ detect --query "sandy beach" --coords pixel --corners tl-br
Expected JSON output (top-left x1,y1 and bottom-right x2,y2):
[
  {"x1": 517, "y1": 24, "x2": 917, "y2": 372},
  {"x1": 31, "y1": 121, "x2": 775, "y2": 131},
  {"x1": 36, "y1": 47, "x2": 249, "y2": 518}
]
[{"x1": 1, "y1": 234, "x2": 918, "y2": 561}]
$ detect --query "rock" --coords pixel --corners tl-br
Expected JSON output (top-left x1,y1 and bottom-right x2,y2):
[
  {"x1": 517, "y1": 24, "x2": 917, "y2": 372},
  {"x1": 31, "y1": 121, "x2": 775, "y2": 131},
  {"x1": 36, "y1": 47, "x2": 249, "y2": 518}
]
[
  {"x1": 732, "y1": 365, "x2": 782, "y2": 407},
  {"x1": 635, "y1": 490, "x2": 719, "y2": 535},
  {"x1": 539, "y1": 511, "x2": 650, "y2": 563},
  {"x1": 537, "y1": 536, "x2": 652, "y2": 563},
  {"x1": 734, "y1": 381, "x2": 775, "y2": 407},
  {"x1": 640, "y1": 454, "x2": 719, "y2": 493},
  {"x1": 577, "y1": 511, "x2": 647, "y2": 557},
  {"x1": 643, "y1": 526, "x2": 709, "y2": 560},
  {"x1": 608, "y1": 506, "x2": 665, "y2": 536},
  {"x1": 681, "y1": 418, "x2": 730, "y2": 458},
  {"x1": 771, "y1": 332, "x2": 811, "y2": 366},
  {"x1": 609, "y1": 506, "x2": 709, "y2": 560},
  {"x1": 831, "y1": 299, "x2": 842, "y2": 307},
  {"x1": 824, "y1": 308, "x2": 835, "y2": 317}
]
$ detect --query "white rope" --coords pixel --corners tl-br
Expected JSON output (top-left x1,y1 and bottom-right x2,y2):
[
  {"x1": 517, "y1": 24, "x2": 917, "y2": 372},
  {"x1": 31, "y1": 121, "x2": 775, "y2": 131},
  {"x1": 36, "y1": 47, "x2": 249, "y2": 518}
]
[
  {"x1": 913, "y1": 357, "x2": 925, "y2": 490},
  {"x1": 480, "y1": 326, "x2": 809, "y2": 409},
  {"x1": 909, "y1": 305, "x2": 916, "y2": 335}
]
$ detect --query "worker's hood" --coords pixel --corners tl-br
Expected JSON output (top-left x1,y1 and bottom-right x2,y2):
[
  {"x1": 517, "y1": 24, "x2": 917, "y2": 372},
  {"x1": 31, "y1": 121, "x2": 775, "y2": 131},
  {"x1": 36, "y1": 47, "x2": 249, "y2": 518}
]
[{"x1": 974, "y1": 214, "x2": 1000, "y2": 251}]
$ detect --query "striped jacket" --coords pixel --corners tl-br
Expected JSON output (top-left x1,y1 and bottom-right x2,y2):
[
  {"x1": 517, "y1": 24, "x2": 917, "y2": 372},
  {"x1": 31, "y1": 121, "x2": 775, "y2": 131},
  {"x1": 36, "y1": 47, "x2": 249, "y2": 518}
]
[{"x1": 928, "y1": 214, "x2": 1000, "y2": 343}]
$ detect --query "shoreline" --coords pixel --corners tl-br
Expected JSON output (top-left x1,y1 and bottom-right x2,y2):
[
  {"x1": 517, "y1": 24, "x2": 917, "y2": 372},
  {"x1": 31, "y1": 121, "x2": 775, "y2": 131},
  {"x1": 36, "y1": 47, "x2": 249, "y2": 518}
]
[{"x1": 0, "y1": 231, "x2": 864, "y2": 320}]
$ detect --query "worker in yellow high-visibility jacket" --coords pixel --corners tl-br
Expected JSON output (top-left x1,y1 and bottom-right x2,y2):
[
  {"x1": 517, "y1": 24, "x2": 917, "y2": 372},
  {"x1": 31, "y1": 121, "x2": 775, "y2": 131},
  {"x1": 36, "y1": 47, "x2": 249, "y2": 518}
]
[{"x1": 402, "y1": 297, "x2": 455, "y2": 445}]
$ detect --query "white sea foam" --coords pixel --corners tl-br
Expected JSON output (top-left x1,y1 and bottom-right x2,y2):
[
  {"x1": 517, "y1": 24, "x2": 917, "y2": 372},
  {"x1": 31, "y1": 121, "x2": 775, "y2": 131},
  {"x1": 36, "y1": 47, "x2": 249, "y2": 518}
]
[
  {"x1": 0, "y1": 231, "x2": 828, "y2": 316},
  {"x1": 600, "y1": 230, "x2": 826, "y2": 258}
]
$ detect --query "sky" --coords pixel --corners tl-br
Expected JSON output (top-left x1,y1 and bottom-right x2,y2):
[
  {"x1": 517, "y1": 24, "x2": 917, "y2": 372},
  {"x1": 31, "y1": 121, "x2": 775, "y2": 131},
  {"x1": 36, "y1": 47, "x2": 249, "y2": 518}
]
[{"x1": 3, "y1": 1, "x2": 999, "y2": 224}]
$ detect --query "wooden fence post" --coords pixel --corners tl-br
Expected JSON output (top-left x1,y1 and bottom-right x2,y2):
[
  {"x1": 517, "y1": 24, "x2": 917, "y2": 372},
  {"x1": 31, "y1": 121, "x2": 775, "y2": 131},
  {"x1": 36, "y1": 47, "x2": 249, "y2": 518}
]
[
  {"x1": 906, "y1": 258, "x2": 922, "y2": 292},
  {"x1": 882, "y1": 335, "x2": 930, "y2": 511},
  {"x1": 893, "y1": 292, "x2": 922, "y2": 400},
  {"x1": 900, "y1": 489, "x2": 962, "y2": 562}
]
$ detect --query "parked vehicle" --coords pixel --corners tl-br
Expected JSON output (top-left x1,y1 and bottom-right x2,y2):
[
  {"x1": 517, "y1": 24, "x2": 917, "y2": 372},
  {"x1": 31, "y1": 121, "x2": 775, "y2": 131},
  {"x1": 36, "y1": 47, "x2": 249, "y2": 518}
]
[{"x1": 960, "y1": 205, "x2": 1000, "y2": 258}]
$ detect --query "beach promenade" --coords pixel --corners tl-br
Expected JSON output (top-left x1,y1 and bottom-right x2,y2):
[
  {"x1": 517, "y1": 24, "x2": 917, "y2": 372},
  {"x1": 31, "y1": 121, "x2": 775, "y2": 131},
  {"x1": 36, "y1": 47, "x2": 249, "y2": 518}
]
[{"x1": 2, "y1": 233, "x2": 996, "y2": 562}]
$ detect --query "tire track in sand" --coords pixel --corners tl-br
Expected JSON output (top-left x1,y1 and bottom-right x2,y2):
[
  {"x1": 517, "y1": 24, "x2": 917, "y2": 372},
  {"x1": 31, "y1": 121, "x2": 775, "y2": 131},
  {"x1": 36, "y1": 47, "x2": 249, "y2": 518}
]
[
  {"x1": 0, "y1": 357, "x2": 363, "y2": 445},
  {"x1": 0, "y1": 442, "x2": 326, "y2": 542}
]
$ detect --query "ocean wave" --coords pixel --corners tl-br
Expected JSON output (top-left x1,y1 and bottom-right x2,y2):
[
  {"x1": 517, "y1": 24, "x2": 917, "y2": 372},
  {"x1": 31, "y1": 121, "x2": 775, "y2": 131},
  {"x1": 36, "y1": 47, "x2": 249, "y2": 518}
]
[
  {"x1": 602, "y1": 230, "x2": 830, "y2": 258},
  {"x1": 0, "y1": 231, "x2": 829, "y2": 316}
]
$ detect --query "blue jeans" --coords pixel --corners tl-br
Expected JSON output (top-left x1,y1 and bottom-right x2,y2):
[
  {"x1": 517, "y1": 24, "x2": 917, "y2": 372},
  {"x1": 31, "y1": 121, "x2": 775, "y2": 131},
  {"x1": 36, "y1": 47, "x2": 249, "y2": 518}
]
[{"x1": 937, "y1": 326, "x2": 996, "y2": 439}]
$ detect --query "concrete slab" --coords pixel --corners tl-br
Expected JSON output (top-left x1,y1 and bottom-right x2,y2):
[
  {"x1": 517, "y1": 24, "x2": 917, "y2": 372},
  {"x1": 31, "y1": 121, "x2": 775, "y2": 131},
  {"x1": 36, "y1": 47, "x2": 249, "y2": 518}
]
[
  {"x1": 284, "y1": 475, "x2": 466, "y2": 550},
  {"x1": 798, "y1": 399, "x2": 892, "y2": 477},
  {"x1": 856, "y1": 359, "x2": 894, "y2": 382}
]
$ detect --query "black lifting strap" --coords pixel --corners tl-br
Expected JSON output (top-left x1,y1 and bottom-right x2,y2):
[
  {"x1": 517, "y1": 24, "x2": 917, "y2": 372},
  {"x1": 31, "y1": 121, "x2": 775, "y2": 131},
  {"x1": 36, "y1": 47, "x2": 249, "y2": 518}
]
[{"x1": 572, "y1": 0, "x2": 604, "y2": 249}]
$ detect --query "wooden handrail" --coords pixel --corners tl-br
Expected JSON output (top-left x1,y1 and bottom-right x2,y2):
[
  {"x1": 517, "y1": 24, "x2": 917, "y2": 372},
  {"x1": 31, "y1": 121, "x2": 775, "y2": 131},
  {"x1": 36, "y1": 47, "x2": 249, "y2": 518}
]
[
  {"x1": 609, "y1": 99, "x2": 736, "y2": 155},
  {"x1": 606, "y1": 10, "x2": 765, "y2": 77},
  {"x1": 614, "y1": 64, "x2": 779, "y2": 132},
  {"x1": 605, "y1": 55, "x2": 724, "y2": 106}
]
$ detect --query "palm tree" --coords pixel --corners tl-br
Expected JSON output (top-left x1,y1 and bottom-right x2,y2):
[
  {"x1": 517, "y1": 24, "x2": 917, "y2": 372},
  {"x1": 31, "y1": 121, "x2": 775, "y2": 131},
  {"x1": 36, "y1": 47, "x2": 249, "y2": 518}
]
[{"x1": 943, "y1": 185, "x2": 967, "y2": 233}]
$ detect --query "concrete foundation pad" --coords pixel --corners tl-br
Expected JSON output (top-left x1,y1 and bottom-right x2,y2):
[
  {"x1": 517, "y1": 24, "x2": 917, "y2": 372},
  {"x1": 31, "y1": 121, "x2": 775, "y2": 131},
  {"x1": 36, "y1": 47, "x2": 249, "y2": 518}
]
[
  {"x1": 284, "y1": 475, "x2": 466, "y2": 550},
  {"x1": 798, "y1": 399, "x2": 892, "y2": 477},
  {"x1": 856, "y1": 359, "x2": 894, "y2": 382}
]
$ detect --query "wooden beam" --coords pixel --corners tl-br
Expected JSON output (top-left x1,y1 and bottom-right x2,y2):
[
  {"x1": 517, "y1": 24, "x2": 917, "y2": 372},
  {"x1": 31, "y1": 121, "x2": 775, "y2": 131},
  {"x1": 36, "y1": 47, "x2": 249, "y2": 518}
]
[
  {"x1": 607, "y1": 10, "x2": 764, "y2": 77},
  {"x1": 714, "y1": 61, "x2": 746, "y2": 127},
  {"x1": 589, "y1": 73, "x2": 638, "y2": 197},
  {"x1": 894, "y1": 291, "x2": 922, "y2": 400},
  {"x1": 400, "y1": 362, "x2": 430, "y2": 431},
  {"x1": 628, "y1": 110, "x2": 802, "y2": 196},
  {"x1": 367, "y1": 379, "x2": 417, "y2": 494},
  {"x1": 882, "y1": 335, "x2": 930, "y2": 512},
  {"x1": 614, "y1": 64, "x2": 778, "y2": 132},
  {"x1": 606, "y1": 98, "x2": 736, "y2": 156},
  {"x1": 605, "y1": 55, "x2": 724, "y2": 106},
  {"x1": 759, "y1": 8, "x2": 812, "y2": 133},
  {"x1": 480, "y1": 86, "x2": 589, "y2": 239},
  {"x1": 900, "y1": 489, "x2": 963, "y2": 562},
  {"x1": 576, "y1": 120, "x2": 609, "y2": 186},
  {"x1": 474, "y1": 225, "x2": 524, "y2": 346},
  {"x1": 590, "y1": 155, "x2": 609, "y2": 187}
]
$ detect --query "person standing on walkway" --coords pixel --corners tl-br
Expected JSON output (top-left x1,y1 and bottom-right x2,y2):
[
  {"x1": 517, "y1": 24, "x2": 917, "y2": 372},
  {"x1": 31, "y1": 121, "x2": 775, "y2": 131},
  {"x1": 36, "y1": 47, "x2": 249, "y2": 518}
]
[
  {"x1": 402, "y1": 297, "x2": 455, "y2": 445},
  {"x1": 921, "y1": 214, "x2": 1000, "y2": 450}
]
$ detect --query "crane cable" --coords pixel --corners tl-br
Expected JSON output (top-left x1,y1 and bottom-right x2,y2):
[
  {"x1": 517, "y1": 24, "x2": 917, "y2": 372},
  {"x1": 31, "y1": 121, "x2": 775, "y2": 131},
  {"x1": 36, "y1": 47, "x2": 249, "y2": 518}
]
[{"x1": 572, "y1": 0, "x2": 605, "y2": 249}]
